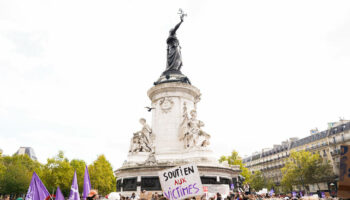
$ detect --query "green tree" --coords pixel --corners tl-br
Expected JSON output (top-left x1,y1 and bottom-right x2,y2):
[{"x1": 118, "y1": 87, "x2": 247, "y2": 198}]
[
  {"x1": 250, "y1": 171, "x2": 265, "y2": 191},
  {"x1": 88, "y1": 155, "x2": 116, "y2": 195},
  {"x1": 281, "y1": 170, "x2": 294, "y2": 193},
  {"x1": 307, "y1": 153, "x2": 334, "y2": 191},
  {"x1": 0, "y1": 154, "x2": 42, "y2": 195},
  {"x1": 0, "y1": 152, "x2": 5, "y2": 191},
  {"x1": 265, "y1": 178, "x2": 276, "y2": 191},
  {"x1": 219, "y1": 150, "x2": 251, "y2": 183},
  {"x1": 282, "y1": 150, "x2": 308, "y2": 192},
  {"x1": 281, "y1": 150, "x2": 333, "y2": 193},
  {"x1": 70, "y1": 159, "x2": 86, "y2": 192},
  {"x1": 42, "y1": 151, "x2": 74, "y2": 196}
]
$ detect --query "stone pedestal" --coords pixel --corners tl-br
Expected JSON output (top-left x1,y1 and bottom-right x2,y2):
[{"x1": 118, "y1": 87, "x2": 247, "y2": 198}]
[
  {"x1": 115, "y1": 82, "x2": 240, "y2": 197},
  {"x1": 149, "y1": 82, "x2": 199, "y2": 155},
  {"x1": 147, "y1": 82, "x2": 216, "y2": 164}
]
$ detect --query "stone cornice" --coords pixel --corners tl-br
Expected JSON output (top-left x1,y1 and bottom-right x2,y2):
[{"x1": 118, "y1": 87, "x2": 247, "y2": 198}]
[{"x1": 147, "y1": 82, "x2": 200, "y2": 101}]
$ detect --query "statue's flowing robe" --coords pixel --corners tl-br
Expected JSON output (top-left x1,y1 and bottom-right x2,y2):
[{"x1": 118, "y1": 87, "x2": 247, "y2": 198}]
[
  {"x1": 166, "y1": 36, "x2": 182, "y2": 71},
  {"x1": 141, "y1": 125, "x2": 152, "y2": 144}
]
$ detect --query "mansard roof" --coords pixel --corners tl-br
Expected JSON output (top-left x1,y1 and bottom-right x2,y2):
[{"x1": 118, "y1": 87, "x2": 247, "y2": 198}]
[
  {"x1": 290, "y1": 121, "x2": 350, "y2": 149},
  {"x1": 243, "y1": 121, "x2": 350, "y2": 163}
]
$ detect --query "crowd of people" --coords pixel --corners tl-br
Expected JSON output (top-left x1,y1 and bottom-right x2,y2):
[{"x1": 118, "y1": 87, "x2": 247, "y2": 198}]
[
  {"x1": 213, "y1": 192, "x2": 340, "y2": 200},
  {"x1": 105, "y1": 190, "x2": 341, "y2": 200},
  {"x1": 0, "y1": 192, "x2": 342, "y2": 200},
  {"x1": 109, "y1": 191, "x2": 167, "y2": 200},
  {"x1": 0, "y1": 189, "x2": 341, "y2": 200}
]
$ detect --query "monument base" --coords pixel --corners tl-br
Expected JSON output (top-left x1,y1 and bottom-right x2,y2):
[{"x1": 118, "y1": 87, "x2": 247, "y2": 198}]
[
  {"x1": 125, "y1": 149, "x2": 218, "y2": 167},
  {"x1": 154, "y1": 70, "x2": 191, "y2": 85},
  {"x1": 115, "y1": 163, "x2": 240, "y2": 197},
  {"x1": 115, "y1": 82, "x2": 241, "y2": 197}
]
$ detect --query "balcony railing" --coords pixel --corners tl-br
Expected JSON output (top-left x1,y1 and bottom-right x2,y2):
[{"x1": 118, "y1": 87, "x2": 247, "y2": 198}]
[{"x1": 331, "y1": 149, "x2": 341, "y2": 156}]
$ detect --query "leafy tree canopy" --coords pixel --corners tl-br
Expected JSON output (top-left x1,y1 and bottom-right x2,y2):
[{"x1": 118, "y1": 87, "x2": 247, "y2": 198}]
[
  {"x1": 42, "y1": 151, "x2": 74, "y2": 196},
  {"x1": 281, "y1": 150, "x2": 333, "y2": 193},
  {"x1": 0, "y1": 154, "x2": 42, "y2": 195},
  {"x1": 88, "y1": 155, "x2": 116, "y2": 195},
  {"x1": 0, "y1": 151, "x2": 117, "y2": 197},
  {"x1": 250, "y1": 171, "x2": 265, "y2": 191},
  {"x1": 219, "y1": 150, "x2": 251, "y2": 183},
  {"x1": 70, "y1": 159, "x2": 86, "y2": 192}
]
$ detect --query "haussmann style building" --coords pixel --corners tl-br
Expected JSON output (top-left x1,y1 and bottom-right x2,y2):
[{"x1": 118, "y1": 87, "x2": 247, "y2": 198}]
[{"x1": 243, "y1": 119, "x2": 350, "y2": 194}]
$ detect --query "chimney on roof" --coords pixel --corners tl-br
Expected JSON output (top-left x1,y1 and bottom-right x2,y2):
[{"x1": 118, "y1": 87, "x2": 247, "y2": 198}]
[
  {"x1": 310, "y1": 128, "x2": 319, "y2": 135},
  {"x1": 328, "y1": 122, "x2": 336, "y2": 129}
]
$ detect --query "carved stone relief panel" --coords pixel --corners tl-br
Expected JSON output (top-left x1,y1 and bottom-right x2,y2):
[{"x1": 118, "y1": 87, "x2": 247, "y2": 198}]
[{"x1": 159, "y1": 97, "x2": 174, "y2": 113}]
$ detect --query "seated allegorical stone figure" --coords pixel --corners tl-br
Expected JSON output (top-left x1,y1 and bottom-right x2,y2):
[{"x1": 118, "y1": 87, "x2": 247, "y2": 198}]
[
  {"x1": 179, "y1": 103, "x2": 210, "y2": 149},
  {"x1": 129, "y1": 133, "x2": 141, "y2": 153},
  {"x1": 129, "y1": 118, "x2": 154, "y2": 153}
]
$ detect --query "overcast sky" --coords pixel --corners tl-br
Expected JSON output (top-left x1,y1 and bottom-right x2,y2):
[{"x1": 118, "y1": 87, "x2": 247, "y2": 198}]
[{"x1": 1, "y1": 0, "x2": 350, "y2": 169}]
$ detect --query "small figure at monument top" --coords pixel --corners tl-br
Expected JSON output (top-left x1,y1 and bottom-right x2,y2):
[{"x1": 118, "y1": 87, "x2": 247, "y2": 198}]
[{"x1": 164, "y1": 9, "x2": 187, "y2": 73}]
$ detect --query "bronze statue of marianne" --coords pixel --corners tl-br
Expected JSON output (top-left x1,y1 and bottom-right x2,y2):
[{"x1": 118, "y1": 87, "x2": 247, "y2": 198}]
[
  {"x1": 155, "y1": 9, "x2": 191, "y2": 85},
  {"x1": 165, "y1": 9, "x2": 187, "y2": 73}
]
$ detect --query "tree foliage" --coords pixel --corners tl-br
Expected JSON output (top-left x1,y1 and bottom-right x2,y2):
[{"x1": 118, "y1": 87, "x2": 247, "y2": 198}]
[
  {"x1": 0, "y1": 154, "x2": 42, "y2": 195},
  {"x1": 281, "y1": 150, "x2": 333, "y2": 193},
  {"x1": 0, "y1": 151, "x2": 116, "y2": 197},
  {"x1": 249, "y1": 171, "x2": 277, "y2": 193},
  {"x1": 219, "y1": 150, "x2": 251, "y2": 183},
  {"x1": 42, "y1": 151, "x2": 74, "y2": 196},
  {"x1": 88, "y1": 155, "x2": 116, "y2": 195},
  {"x1": 281, "y1": 169, "x2": 294, "y2": 193},
  {"x1": 70, "y1": 159, "x2": 86, "y2": 192},
  {"x1": 0, "y1": 152, "x2": 5, "y2": 190},
  {"x1": 265, "y1": 178, "x2": 276, "y2": 191},
  {"x1": 249, "y1": 171, "x2": 265, "y2": 191}
]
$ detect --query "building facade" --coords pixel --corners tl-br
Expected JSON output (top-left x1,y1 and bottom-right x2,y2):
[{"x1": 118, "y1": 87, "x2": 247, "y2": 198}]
[
  {"x1": 243, "y1": 119, "x2": 350, "y2": 193},
  {"x1": 14, "y1": 147, "x2": 38, "y2": 160}
]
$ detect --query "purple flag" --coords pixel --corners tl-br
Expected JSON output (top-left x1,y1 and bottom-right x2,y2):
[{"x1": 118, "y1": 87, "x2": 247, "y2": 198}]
[
  {"x1": 25, "y1": 172, "x2": 50, "y2": 200},
  {"x1": 68, "y1": 171, "x2": 80, "y2": 200},
  {"x1": 83, "y1": 165, "x2": 91, "y2": 198},
  {"x1": 269, "y1": 189, "x2": 274, "y2": 196},
  {"x1": 55, "y1": 187, "x2": 64, "y2": 200}
]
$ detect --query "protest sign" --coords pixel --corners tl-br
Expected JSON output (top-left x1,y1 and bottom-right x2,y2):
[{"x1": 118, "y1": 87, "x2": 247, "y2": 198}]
[
  {"x1": 159, "y1": 164, "x2": 204, "y2": 200},
  {"x1": 338, "y1": 145, "x2": 350, "y2": 198},
  {"x1": 203, "y1": 184, "x2": 230, "y2": 197},
  {"x1": 203, "y1": 186, "x2": 208, "y2": 192}
]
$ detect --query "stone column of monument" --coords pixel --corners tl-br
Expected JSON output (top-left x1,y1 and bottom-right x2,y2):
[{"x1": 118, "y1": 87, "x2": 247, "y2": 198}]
[
  {"x1": 148, "y1": 82, "x2": 215, "y2": 162},
  {"x1": 115, "y1": 10, "x2": 240, "y2": 196}
]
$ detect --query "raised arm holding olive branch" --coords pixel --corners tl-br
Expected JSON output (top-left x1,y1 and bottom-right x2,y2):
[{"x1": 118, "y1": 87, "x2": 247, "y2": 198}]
[{"x1": 165, "y1": 9, "x2": 187, "y2": 72}]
